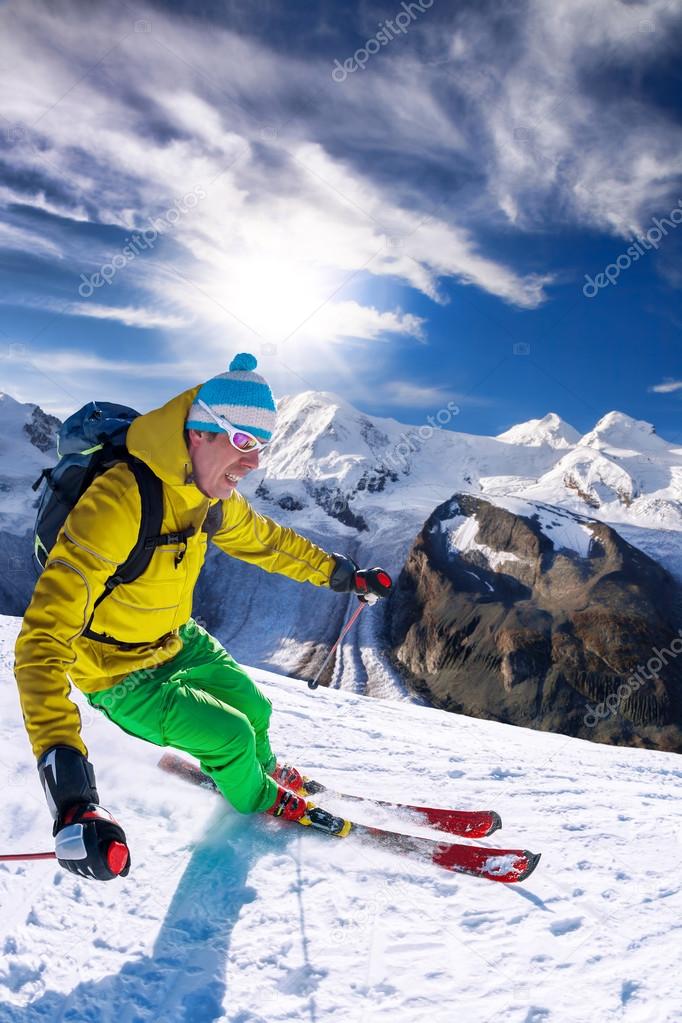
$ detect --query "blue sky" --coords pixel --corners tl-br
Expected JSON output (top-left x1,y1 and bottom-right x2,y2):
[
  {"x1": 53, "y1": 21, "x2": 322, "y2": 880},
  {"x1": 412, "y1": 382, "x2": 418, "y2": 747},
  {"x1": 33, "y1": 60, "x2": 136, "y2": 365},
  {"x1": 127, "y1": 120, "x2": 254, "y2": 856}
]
[{"x1": 0, "y1": 0, "x2": 681, "y2": 441}]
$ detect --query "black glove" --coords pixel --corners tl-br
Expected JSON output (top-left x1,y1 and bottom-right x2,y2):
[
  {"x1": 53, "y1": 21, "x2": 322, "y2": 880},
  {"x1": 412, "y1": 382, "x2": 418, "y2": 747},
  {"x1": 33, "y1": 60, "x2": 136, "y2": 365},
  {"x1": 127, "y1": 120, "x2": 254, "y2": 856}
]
[
  {"x1": 38, "y1": 746, "x2": 130, "y2": 881},
  {"x1": 329, "y1": 554, "x2": 393, "y2": 602},
  {"x1": 54, "y1": 803, "x2": 130, "y2": 880}
]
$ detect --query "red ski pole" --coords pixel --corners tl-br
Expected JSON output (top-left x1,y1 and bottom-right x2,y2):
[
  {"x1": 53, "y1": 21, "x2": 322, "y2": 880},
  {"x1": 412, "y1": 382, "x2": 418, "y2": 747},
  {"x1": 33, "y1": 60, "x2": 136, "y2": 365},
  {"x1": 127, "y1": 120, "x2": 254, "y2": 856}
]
[
  {"x1": 308, "y1": 568, "x2": 393, "y2": 691},
  {"x1": 308, "y1": 600, "x2": 367, "y2": 690},
  {"x1": 0, "y1": 851, "x2": 56, "y2": 861}
]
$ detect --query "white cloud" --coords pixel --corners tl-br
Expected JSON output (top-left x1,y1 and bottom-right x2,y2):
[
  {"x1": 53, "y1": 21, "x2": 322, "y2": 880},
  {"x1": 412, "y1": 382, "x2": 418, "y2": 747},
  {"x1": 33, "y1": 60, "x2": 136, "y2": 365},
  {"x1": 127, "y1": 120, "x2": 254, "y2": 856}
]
[
  {"x1": 5, "y1": 296, "x2": 190, "y2": 330},
  {"x1": 22, "y1": 350, "x2": 197, "y2": 377},
  {"x1": 361, "y1": 379, "x2": 492, "y2": 409},
  {"x1": 0, "y1": 0, "x2": 556, "y2": 366},
  {"x1": 0, "y1": 185, "x2": 90, "y2": 223},
  {"x1": 456, "y1": 0, "x2": 682, "y2": 236},
  {"x1": 65, "y1": 303, "x2": 188, "y2": 330},
  {"x1": 0, "y1": 220, "x2": 63, "y2": 259},
  {"x1": 381, "y1": 381, "x2": 460, "y2": 408},
  {"x1": 0, "y1": 0, "x2": 679, "y2": 396},
  {"x1": 0, "y1": 348, "x2": 204, "y2": 422},
  {"x1": 292, "y1": 300, "x2": 426, "y2": 345},
  {"x1": 650, "y1": 379, "x2": 682, "y2": 394}
]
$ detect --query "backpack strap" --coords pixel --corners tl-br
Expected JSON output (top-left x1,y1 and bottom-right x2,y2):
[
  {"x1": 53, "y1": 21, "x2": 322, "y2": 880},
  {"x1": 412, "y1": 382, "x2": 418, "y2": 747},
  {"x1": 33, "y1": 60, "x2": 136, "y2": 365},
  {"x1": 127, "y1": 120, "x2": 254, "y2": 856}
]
[
  {"x1": 202, "y1": 501, "x2": 224, "y2": 541},
  {"x1": 81, "y1": 453, "x2": 194, "y2": 650}
]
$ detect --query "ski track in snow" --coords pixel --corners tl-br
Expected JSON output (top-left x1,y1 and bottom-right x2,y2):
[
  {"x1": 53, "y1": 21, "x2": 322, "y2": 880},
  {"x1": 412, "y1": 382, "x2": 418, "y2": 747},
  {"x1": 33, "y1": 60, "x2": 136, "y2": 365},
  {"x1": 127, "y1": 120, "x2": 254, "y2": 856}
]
[{"x1": 1, "y1": 616, "x2": 682, "y2": 1022}]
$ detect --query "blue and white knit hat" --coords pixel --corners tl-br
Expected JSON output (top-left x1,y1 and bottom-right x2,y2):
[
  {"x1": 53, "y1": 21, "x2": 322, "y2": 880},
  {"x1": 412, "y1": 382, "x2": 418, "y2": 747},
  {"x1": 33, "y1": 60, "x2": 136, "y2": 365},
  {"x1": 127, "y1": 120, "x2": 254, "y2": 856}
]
[{"x1": 186, "y1": 353, "x2": 277, "y2": 441}]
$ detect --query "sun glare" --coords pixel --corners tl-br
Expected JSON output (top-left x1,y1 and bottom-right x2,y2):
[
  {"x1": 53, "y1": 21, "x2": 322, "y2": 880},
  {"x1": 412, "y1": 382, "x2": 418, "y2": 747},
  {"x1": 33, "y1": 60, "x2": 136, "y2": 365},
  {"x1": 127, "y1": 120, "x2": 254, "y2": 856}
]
[{"x1": 220, "y1": 257, "x2": 340, "y2": 345}]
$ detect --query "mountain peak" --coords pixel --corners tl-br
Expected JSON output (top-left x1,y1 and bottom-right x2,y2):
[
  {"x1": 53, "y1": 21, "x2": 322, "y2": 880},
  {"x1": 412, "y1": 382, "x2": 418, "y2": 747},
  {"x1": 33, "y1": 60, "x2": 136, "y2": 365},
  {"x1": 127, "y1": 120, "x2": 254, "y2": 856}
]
[
  {"x1": 580, "y1": 411, "x2": 663, "y2": 451},
  {"x1": 0, "y1": 391, "x2": 32, "y2": 426},
  {"x1": 0, "y1": 392, "x2": 23, "y2": 407},
  {"x1": 496, "y1": 413, "x2": 580, "y2": 449}
]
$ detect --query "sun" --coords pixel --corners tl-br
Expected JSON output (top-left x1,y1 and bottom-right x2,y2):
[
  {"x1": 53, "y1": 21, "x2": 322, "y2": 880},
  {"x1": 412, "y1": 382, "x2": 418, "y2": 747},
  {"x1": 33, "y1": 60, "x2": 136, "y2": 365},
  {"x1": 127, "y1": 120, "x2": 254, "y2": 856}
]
[{"x1": 201, "y1": 254, "x2": 339, "y2": 347}]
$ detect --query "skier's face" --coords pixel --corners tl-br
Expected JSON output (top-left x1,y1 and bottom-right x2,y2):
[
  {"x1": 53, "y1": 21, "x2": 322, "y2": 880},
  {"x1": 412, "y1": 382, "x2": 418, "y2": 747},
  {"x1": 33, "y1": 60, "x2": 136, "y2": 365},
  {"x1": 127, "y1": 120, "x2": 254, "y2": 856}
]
[{"x1": 187, "y1": 429, "x2": 261, "y2": 499}]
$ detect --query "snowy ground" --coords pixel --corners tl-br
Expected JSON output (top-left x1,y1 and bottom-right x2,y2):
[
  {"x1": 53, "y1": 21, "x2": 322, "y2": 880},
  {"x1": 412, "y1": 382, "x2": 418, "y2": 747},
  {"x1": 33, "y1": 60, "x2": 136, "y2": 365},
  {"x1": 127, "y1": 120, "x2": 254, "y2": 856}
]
[{"x1": 1, "y1": 613, "x2": 681, "y2": 1023}]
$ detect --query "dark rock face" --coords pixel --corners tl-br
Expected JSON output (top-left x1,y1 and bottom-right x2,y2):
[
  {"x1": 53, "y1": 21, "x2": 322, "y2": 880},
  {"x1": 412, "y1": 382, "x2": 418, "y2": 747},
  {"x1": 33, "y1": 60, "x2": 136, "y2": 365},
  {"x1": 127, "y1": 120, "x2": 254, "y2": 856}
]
[
  {"x1": 387, "y1": 495, "x2": 682, "y2": 752},
  {"x1": 23, "y1": 406, "x2": 61, "y2": 453},
  {"x1": 307, "y1": 483, "x2": 368, "y2": 532},
  {"x1": 255, "y1": 481, "x2": 305, "y2": 512},
  {"x1": 255, "y1": 477, "x2": 368, "y2": 530}
]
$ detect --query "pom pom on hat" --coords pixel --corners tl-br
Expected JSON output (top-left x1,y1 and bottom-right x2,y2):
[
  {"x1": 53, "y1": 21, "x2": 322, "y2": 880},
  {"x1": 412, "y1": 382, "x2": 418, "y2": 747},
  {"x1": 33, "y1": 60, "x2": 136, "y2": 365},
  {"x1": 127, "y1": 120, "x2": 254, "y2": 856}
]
[
  {"x1": 186, "y1": 351, "x2": 276, "y2": 442},
  {"x1": 229, "y1": 352, "x2": 258, "y2": 372}
]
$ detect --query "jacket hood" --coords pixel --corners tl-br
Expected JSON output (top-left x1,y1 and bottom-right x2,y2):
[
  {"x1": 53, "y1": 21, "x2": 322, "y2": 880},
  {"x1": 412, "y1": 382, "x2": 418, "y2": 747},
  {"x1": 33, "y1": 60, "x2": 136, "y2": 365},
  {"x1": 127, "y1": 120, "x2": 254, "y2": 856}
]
[{"x1": 126, "y1": 384, "x2": 202, "y2": 488}]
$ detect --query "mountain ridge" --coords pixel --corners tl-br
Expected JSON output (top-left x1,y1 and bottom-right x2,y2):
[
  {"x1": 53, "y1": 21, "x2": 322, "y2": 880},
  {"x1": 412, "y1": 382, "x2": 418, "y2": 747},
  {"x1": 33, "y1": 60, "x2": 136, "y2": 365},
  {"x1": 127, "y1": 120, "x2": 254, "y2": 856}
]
[{"x1": 1, "y1": 388, "x2": 681, "y2": 715}]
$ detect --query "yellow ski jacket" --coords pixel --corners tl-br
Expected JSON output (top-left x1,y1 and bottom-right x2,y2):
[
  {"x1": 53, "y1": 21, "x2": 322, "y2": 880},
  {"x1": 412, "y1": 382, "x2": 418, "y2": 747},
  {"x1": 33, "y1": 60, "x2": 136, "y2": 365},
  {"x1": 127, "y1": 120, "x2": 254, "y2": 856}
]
[{"x1": 14, "y1": 384, "x2": 336, "y2": 760}]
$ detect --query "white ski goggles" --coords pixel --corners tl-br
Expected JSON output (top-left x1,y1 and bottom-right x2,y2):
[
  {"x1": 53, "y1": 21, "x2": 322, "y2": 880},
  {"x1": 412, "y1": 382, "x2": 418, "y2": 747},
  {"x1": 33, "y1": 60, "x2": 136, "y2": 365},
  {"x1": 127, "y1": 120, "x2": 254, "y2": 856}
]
[{"x1": 197, "y1": 399, "x2": 267, "y2": 452}]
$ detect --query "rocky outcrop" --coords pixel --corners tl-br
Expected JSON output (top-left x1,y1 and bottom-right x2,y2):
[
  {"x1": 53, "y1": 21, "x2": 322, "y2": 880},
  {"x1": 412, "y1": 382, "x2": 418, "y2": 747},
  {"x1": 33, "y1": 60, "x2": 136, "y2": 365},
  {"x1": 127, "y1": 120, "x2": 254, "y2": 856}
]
[
  {"x1": 387, "y1": 495, "x2": 682, "y2": 752},
  {"x1": 23, "y1": 406, "x2": 61, "y2": 453},
  {"x1": 305, "y1": 483, "x2": 368, "y2": 532}
]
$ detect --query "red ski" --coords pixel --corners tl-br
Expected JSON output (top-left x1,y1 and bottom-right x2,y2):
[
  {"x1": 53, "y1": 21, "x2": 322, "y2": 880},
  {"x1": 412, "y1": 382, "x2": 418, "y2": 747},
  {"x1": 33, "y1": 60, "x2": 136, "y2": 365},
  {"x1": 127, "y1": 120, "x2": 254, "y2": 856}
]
[
  {"x1": 298, "y1": 775, "x2": 501, "y2": 839},
  {"x1": 351, "y1": 825, "x2": 540, "y2": 883},
  {"x1": 158, "y1": 751, "x2": 501, "y2": 838},
  {"x1": 158, "y1": 752, "x2": 540, "y2": 884}
]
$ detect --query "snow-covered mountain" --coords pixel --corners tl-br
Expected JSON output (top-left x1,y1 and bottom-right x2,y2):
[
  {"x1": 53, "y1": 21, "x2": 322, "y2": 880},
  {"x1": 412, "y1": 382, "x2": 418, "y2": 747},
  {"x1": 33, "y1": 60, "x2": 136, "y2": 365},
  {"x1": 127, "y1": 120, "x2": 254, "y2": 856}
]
[
  {"x1": 0, "y1": 394, "x2": 61, "y2": 616},
  {"x1": 496, "y1": 411, "x2": 581, "y2": 449},
  {"x1": 1, "y1": 388, "x2": 681, "y2": 702},
  {"x1": 210, "y1": 395, "x2": 682, "y2": 727},
  {"x1": 253, "y1": 394, "x2": 682, "y2": 577},
  {"x1": 522, "y1": 411, "x2": 682, "y2": 532},
  {"x1": 1, "y1": 613, "x2": 681, "y2": 1023},
  {"x1": 0, "y1": 393, "x2": 60, "y2": 533},
  {"x1": 3, "y1": 387, "x2": 679, "y2": 570}
]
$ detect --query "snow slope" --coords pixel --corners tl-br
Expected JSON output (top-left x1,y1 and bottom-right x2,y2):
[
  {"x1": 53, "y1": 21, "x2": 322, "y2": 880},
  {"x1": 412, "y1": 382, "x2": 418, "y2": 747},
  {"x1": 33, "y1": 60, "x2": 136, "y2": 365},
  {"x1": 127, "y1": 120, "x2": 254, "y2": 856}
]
[{"x1": 1, "y1": 613, "x2": 681, "y2": 1023}]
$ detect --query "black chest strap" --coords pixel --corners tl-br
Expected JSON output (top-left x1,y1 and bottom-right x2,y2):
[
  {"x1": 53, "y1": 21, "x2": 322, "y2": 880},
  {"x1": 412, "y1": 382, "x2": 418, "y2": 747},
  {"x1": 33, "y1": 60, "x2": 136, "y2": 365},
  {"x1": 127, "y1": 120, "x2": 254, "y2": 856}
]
[{"x1": 81, "y1": 457, "x2": 193, "y2": 649}]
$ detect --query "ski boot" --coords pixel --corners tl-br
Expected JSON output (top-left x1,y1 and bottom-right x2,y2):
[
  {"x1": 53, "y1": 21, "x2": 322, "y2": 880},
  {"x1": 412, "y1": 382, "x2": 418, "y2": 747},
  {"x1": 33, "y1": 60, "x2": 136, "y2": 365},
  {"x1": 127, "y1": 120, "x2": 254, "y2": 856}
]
[
  {"x1": 265, "y1": 784, "x2": 352, "y2": 837},
  {"x1": 265, "y1": 785, "x2": 310, "y2": 822},
  {"x1": 270, "y1": 763, "x2": 306, "y2": 793}
]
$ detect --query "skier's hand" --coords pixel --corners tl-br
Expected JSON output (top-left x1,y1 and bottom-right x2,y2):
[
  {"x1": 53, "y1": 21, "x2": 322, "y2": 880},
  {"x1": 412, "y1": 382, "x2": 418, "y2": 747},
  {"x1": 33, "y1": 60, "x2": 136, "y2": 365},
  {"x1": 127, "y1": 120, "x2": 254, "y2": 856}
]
[
  {"x1": 353, "y1": 567, "x2": 393, "y2": 603},
  {"x1": 329, "y1": 554, "x2": 393, "y2": 603},
  {"x1": 54, "y1": 803, "x2": 131, "y2": 881},
  {"x1": 37, "y1": 745, "x2": 130, "y2": 881}
]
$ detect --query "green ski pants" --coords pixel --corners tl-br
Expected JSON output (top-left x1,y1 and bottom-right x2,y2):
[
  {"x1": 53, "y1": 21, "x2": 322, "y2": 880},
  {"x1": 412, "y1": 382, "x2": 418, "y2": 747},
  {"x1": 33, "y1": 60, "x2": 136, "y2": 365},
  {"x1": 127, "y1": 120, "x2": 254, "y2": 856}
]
[{"x1": 86, "y1": 618, "x2": 278, "y2": 814}]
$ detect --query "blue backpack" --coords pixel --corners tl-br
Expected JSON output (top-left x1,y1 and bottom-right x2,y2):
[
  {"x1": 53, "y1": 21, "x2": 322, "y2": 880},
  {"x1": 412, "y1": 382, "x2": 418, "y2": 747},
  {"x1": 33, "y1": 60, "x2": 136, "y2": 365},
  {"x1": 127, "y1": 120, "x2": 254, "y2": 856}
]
[{"x1": 31, "y1": 401, "x2": 198, "y2": 650}]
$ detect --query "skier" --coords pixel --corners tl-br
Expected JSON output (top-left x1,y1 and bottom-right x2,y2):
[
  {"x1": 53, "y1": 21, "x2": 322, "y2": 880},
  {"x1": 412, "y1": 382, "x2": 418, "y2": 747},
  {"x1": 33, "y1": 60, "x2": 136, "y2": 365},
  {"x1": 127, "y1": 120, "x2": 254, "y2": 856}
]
[{"x1": 14, "y1": 353, "x2": 392, "y2": 881}]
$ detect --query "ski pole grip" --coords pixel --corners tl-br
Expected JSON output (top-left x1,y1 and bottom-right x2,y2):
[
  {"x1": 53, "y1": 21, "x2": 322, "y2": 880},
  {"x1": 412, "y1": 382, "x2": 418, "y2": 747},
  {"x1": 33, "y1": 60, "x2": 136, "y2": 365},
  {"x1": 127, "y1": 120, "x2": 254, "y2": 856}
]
[
  {"x1": 356, "y1": 568, "x2": 393, "y2": 603},
  {"x1": 375, "y1": 569, "x2": 392, "y2": 591},
  {"x1": 105, "y1": 840, "x2": 130, "y2": 875}
]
